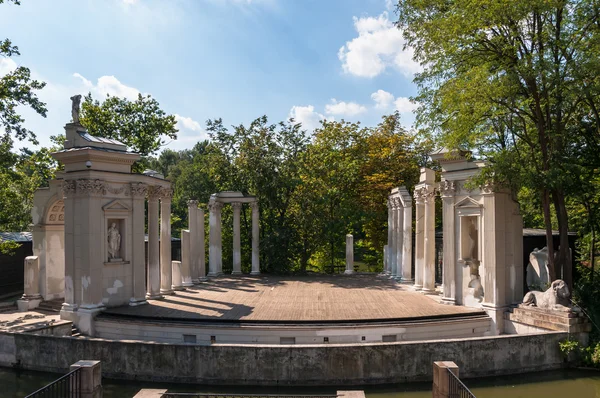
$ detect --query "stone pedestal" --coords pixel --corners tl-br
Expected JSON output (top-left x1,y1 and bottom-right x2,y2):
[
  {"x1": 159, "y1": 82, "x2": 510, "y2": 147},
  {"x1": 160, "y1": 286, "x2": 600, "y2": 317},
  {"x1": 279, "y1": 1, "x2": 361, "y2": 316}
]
[
  {"x1": 70, "y1": 360, "x2": 103, "y2": 398},
  {"x1": 171, "y1": 261, "x2": 184, "y2": 291},
  {"x1": 17, "y1": 256, "x2": 42, "y2": 311},
  {"x1": 344, "y1": 234, "x2": 354, "y2": 274},
  {"x1": 508, "y1": 306, "x2": 592, "y2": 333},
  {"x1": 432, "y1": 361, "x2": 459, "y2": 398}
]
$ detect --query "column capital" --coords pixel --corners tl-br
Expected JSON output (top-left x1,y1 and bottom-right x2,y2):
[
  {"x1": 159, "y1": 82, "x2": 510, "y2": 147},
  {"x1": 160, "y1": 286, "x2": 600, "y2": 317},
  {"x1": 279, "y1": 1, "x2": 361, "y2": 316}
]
[
  {"x1": 392, "y1": 196, "x2": 402, "y2": 209},
  {"x1": 208, "y1": 200, "x2": 224, "y2": 212},
  {"x1": 61, "y1": 180, "x2": 76, "y2": 199},
  {"x1": 187, "y1": 199, "x2": 199, "y2": 208},
  {"x1": 480, "y1": 181, "x2": 495, "y2": 195},
  {"x1": 439, "y1": 180, "x2": 456, "y2": 197},
  {"x1": 159, "y1": 187, "x2": 173, "y2": 201},
  {"x1": 231, "y1": 202, "x2": 243, "y2": 210},
  {"x1": 129, "y1": 182, "x2": 148, "y2": 198},
  {"x1": 250, "y1": 201, "x2": 259, "y2": 210},
  {"x1": 147, "y1": 186, "x2": 161, "y2": 201}
]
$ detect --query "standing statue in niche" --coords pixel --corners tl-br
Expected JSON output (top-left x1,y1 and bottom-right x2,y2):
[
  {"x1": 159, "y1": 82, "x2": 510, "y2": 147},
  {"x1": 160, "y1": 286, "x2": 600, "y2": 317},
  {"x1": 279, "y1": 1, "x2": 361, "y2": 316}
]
[
  {"x1": 107, "y1": 222, "x2": 122, "y2": 261},
  {"x1": 70, "y1": 94, "x2": 82, "y2": 124},
  {"x1": 463, "y1": 217, "x2": 484, "y2": 301}
]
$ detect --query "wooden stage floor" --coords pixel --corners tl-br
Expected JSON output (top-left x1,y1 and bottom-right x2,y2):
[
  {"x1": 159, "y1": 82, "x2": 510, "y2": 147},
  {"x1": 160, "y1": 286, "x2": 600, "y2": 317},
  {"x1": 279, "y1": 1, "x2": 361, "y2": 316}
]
[{"x1": 102, "y1": 274, "x2": 483, "y2": 323}]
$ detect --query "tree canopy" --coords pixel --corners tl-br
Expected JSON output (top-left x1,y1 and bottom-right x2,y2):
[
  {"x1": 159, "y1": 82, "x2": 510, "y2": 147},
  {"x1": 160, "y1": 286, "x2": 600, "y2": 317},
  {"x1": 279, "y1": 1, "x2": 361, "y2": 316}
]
[{"x1": 396, "y1": 0, "x2": 600, "y2": 287}]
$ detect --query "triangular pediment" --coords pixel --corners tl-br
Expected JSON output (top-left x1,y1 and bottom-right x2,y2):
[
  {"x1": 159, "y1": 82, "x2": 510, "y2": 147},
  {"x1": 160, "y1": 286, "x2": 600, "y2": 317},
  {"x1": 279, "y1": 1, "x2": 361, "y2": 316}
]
[
  {"x1": 103, "y1": 199, "x2": 130, "y2": 212},
  {"x1": 455, "y1": 196, "x2": 481, "y2": 208}
]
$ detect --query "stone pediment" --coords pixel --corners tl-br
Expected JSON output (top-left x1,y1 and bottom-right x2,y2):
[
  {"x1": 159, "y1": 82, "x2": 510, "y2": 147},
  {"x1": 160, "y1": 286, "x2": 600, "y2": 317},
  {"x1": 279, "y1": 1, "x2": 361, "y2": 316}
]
[
  {"x1": 455, "y1": 196, "x2": 481, "y2": 208},
  {"x1": 102, "y1": 199, "x2": 130, "y2": 213}
]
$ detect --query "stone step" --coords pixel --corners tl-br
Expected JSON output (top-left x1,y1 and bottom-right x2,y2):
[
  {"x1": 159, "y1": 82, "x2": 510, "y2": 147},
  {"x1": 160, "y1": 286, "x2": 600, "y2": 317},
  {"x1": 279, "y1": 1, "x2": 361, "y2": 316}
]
[
  {"x1": 507, "y1": 307, "x2": 592, "y2": 333},
  {"x1": 37, "y1": 299, "x2": 63, "y2": 312}
]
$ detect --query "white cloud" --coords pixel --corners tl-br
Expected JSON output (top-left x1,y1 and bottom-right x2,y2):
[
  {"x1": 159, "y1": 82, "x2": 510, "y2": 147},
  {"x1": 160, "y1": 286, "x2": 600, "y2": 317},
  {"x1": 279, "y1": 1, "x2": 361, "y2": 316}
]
[
  {"x1": 370, "y1": 89, "x2": 418, "y2": 115},
  {"x1": 175, "y1": 114, "x2": 202, "y2": 132},
  {"x1": 73, "y1": 73, "x2": 140, "y2": 101},
  {"x1": 394, "y1": 96, "x2": 418, "y2": 113},
  {"x1": 0, "y1": 58, "x2": 18, "y2": 76},
  {"x1": 122, "y1": 0, "x2": 138, "y2": 4},
  {"x1": 325, "y1": 99, "x2": 367, "y2": 116},
  {"x1": 371, "y1": 89, "x2": 395, "y2": 109},
  {"x1": 289, "y1": 105, "x2": 325, "y2": 132},
  {"x1": 338, "y1": 12, "x2": 420, "y2": 78}
]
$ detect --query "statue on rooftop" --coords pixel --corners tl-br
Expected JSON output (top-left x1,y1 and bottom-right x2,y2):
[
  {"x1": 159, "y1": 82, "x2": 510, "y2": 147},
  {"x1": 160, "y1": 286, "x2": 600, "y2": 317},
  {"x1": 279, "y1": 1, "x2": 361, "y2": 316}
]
[{"x1": 70, "y1": 94, "x2": 82, "y2": 124}]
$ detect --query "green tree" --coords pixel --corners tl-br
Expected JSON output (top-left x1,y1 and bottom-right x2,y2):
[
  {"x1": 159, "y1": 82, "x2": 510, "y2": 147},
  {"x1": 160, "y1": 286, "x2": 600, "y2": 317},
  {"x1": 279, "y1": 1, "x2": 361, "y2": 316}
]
[
  {"x1": 0, "y1": 0, "x2": 47, "y2": 251},
  {"x1": 80, "y1": 93, "x2": 178, "y2": 157},
  {"x1": 397, "y1": 0, "x2": 600, "y2": 287}
]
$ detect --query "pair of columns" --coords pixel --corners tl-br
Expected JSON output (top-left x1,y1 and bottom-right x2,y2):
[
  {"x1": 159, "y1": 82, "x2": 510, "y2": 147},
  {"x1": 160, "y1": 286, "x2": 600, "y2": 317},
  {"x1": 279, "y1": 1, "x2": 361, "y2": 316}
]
[
  {"x1": 414, "y1": 168, "x2": 436, "y2": 293},
  {"x1": 386, "y1": 187, "x2": 413, "y2": 283},
  {"x1": 146, "y1": 186, "x2": 173, "y2": 299},
  {"x1": 208, "y1": 200, "x2": 260, "y2": 276}
]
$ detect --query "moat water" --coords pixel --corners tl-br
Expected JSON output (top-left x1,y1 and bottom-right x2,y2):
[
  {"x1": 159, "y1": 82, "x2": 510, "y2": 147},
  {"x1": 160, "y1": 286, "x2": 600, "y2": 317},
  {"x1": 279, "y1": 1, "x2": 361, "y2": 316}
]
[{"x1": 2, "y1": 367, "x2": 599, "y2": 398}]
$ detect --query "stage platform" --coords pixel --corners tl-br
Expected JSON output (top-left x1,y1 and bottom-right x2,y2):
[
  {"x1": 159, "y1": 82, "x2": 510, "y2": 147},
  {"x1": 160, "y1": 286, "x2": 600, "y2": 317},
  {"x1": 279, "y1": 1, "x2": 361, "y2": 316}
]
[
  {"x1": 95, "y1": 275, "x2": 492, "y2": 345},
  {"x1": 101, "y1": 274, "x2": 483, "y2": 324}
]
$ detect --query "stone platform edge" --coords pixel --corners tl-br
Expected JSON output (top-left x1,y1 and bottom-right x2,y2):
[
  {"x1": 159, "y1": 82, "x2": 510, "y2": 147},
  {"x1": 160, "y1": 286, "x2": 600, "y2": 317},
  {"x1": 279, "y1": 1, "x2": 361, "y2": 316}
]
[{"x1": 0, "y1": 329, "x2": 584, "y2": 386}]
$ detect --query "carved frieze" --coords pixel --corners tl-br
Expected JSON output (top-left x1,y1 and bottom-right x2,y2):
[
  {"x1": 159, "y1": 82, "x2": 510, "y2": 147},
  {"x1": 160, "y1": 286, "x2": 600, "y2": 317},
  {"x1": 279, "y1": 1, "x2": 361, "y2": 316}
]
[
  {"x1": 147, "y1": 186, "x2": 162, "y2": 201},
  {"x1": 61, "y1": 180, "x2": 76, "y2": 198},
  {"x1": 440, "y1": 180, "x2": 456, "y2": 197},
  {"x1": 76, "y1": 179, "x2": 106, "y2": 196}
]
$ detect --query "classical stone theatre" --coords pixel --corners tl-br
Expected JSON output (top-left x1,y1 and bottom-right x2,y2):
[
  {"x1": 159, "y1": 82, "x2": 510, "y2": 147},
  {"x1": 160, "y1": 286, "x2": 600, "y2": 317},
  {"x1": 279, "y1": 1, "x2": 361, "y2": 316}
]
[{"x1": 9, "y1": 101, "x2": 589, "y2": 385}]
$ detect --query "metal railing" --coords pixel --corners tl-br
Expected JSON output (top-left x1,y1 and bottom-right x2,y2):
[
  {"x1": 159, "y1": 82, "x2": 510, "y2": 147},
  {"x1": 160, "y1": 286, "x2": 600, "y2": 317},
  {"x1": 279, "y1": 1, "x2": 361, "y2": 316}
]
[
  {"x1": 448, "y1": 368, "x2": 476, "y2": 398},
  {"x1": 25, "y1": 367, "x2": 82, "y2": 398},
  {"x1": 162, "y1": 395, "x2": 338, "y2": 398}
]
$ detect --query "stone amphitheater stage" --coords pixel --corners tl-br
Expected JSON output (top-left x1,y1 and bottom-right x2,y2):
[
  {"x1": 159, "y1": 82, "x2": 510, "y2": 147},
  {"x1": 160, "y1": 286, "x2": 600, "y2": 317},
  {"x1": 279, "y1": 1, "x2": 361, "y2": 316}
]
[{"x1": 96, "y1": 275, "x2": 492, "y2": 344}]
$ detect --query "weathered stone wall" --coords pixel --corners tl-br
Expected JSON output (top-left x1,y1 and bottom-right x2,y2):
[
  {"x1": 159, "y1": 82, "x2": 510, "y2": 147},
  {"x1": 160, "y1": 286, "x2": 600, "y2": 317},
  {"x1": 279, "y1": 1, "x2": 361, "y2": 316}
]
[{"x1": 0, "y1": 331, "x2": 573, "y2": 385}]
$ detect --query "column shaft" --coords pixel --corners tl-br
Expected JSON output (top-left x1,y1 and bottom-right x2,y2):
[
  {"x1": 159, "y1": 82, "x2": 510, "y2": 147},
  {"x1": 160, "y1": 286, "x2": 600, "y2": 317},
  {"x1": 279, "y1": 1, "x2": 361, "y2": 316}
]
[
  {"x1": 390, "y1": 201, "x2": 398, "y2": 278},
  {"x1": 386, "y1": 200, "x2": 393, "y2": 274},
  {"x1": 146, "y1": 189, "x2": 161, "y2": 299},
  {"x1": 394, "y1": 198, "x2": 404, "y2": 280},
  {"x1": 130, "y1": 184, "x2": 147, "y2": 305},
  {"x1": 232, "y1": 202, "x2": 242, "y2": 274},
  {"x1": 345, "y1": 234, "x2": 354, "y2": 274},
  {"x1": 198, "y1": 208, "x2": 206, "y2": 280},
  {"x1": 251, "y1": 202, "x2": 260, "y2": 275},
  {"x1": 413, "y1": 192, "x2": 425, "y2": 290},
  {"x1": 188, "y1": 201, "x2": 199, "y2": 283},
  {"x1": 208, "y1": 201, "x2": 223, "y2": 276},
  {"x1": 160, "y1": 191, "x2": 173, "y2": 295},
  {"x1": 423, "y1": 188, "x2": 436, "y2": 293},
  {"x1": 181, "y1": 230, "x2": 193, "y2": 286},
  {"x1": 402, "y1": 202, "x2": 413, "y2": 283},
  {"x1": 441, "y1": 183, "x2": 456, "y2": 304}
]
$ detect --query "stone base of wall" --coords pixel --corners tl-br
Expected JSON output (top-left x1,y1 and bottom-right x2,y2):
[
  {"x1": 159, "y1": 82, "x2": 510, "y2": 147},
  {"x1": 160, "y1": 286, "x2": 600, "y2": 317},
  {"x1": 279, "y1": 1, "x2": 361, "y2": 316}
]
[
  {"x1": 508, "y1": 307, "x2": 592, "y2": 333},
  {"x1": 0, "y1": 330, "x2": 581, "y2": 385}
]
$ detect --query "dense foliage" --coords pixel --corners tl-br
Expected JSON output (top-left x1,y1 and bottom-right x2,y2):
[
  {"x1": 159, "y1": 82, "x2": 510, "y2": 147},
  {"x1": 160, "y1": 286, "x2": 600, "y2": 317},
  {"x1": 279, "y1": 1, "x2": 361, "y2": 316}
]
[{"x1": 147, "y1": 112, "x2": 425, "y2": 273}]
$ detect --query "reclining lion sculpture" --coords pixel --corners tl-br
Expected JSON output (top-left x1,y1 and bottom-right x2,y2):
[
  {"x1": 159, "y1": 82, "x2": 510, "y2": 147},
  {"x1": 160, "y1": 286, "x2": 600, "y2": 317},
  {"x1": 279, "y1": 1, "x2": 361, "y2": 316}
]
[{"x1": 522, "y1": 279, "x2": 571, "y2": 312}]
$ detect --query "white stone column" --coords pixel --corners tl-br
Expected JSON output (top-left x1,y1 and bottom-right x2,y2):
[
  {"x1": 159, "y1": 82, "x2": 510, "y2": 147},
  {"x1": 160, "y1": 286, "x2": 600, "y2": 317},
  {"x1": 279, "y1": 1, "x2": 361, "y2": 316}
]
[
  {"x1": 232, "y1": 202, "x2": 242, "y2": 275},
  {"x1": 423, "y1": 186, "x2": 436, "y2": 293},
  {"x1": 197, "y1": 207, "x2": 207, "y2": 281},
  {"x1": 413, "y1": 189, "x2": 425, "y2": 291},
  {"x1": 395, "y1": 196, "x2": 404, "y2": 280},
  {"x1": 187, "y1": 200, "x2": 199, "y2": 283},
  {"x1": 345, "y1": 234, "x2": 354, "y2": 274},
  {"x1": 160, "y1": 188, "x2": 174, "y2": 295},
  {"x1": 181, "y1": 229, "x2": 193, "y2": 287},
  {"x1": 441, "y1": 181, "x2": 456, "y2": 304},
  {"x1": 251, "y1": 201, "x2": 260, "y2": 275},
  {"x1": 383, "y1": 244, "x2": 388, "y2": 274},
  {"x1": 61, "y1": 180, "x2": 76, "y2": 312},
  {"x1": 17, "y1": 256, "x2": 42, "y2": 311},
  {"x1": 146, "y1": 187, "x2": 162, "y2": 299},
  {"x1": 208, "y1": 200, "x2": 223, "y2": 277},
  {"x1": 130, "y1": 183, "x2": 148, "y2": 306},
  {"x1": 390, "y1": 198, "x2": 398, "y2": 278},
  {"x1": 401, "y1": 194, "x2": 413, "y2": 283},
  {"x1": 171, "y1": 261, "x2": 183, "y2": 291},
  {"x1": 386, "y1": 199, "x2": 393, "y2": 274}
]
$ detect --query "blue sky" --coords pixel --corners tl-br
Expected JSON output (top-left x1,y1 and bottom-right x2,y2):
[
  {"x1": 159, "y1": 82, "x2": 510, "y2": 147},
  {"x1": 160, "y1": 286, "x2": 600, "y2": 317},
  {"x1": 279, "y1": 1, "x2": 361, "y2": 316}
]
[{"x1": 0, "y1": 0, "x2": 419, "y2": 151}]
